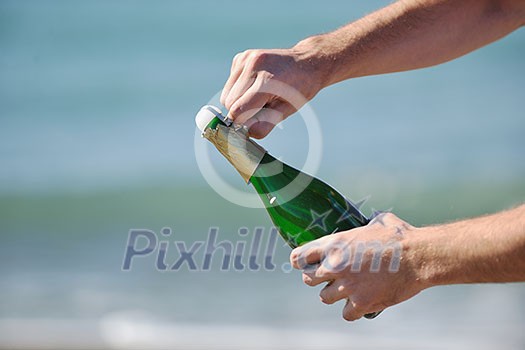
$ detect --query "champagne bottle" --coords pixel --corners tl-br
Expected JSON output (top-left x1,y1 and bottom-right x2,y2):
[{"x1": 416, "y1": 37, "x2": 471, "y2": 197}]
[{"x1": 195, "y1": 105, "x2": 381, "y2": 319}]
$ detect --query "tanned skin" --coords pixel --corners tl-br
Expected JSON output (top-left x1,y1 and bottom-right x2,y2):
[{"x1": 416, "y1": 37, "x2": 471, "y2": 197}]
[{"x1": 220, "y1": 0, "x2": 525, "y2": 321}]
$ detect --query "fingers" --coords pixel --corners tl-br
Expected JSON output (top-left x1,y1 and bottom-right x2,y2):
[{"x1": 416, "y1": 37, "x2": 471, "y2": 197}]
[
  {"x1": 221, "y1": 51, "x2": 260, "y2": 117},
  {"x1": 342, "y1": 298, "x2": 367, "y2": 322},
  {"x1": 305, "y1": 271, "x2": 380, "y2": 321},
  {"x1": 244, "y1": 101, "x2": 294, "y2": 139},
  {"x1": 220, "y1": 50, "x2": 298, "y2": 138},
  {"x1": 222, "y1": 79, "x2": 292, "y2": 139},
  {"x1": 223, "y1": 69, "x2": 257, "y2": 114},
  {"x1": 301, "y1": 265, "x2": 337, "y2": 286},
  {"x1": 290, "y1": 238, "x2": 329, "y2": 269},
  {"x1": 319, "y1": 279, "x2": 351, "y2": 305},
  {"x1": 228, "y1": 78, "x2": 271, "y2": 124},
  {"x1": 220, "y1": 52, "x2": 244, "y2": 107}
]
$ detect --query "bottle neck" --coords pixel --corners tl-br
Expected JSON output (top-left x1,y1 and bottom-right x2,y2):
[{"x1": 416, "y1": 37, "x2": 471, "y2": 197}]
[{"x1": 202, "y1": 119, "x2": 267, "y2": 183}]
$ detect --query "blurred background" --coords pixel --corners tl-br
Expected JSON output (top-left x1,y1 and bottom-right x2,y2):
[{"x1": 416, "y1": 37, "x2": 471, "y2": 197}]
[{"x1": 1, "y1": 0, "x2": 524, "y2": 349}]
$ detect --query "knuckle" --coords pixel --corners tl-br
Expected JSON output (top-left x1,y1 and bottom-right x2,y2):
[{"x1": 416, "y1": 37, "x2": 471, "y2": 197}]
[
  {"x1": 290, "y1": 249, "x2": 307, "y2": 269},
  {"x1": 302, "y1": 274, "x2": 314, "y2": 286},
  {"x1": 328, "y1": 236, "x2": 350, "y2": 253},
  {"x1": 381, "y1": 212, "x2": 395, "y2": 222},
  {"x1": 314, "y1": 266, "x2": 328, "y2": 278},
  {"x1": 324, "y1": 251, "x2": 350, "y2": 274},
  {"x1": 351, "y1": 300, "x2": 363, "y2": 311},
  {"x1": 229, "y1": 103, "x2": 243, "y2": 117},
  {"x1": 317, "y1": 264, "x2": 333, "y2": 275},
  {"x1": 224, "y1": 98, "x2": 234, "y2": 111},
  {"x1": 245, "y1": 50, "x2": 268, "y2": 67},
  {"x1": 236, "y1": 49, "x2": 253, "y2": 63},
  {"x1": 289, "y1": 250, "x2": 299, "y2": 267},
  {"x1": 352, "y1": 295, "x2": 373, "y2": 312},
  {"x1": 383, "y1": 212, "x2": 395, "y2": 218},
  {"x1": 236, "y1": 50, "x2": 252, "y2": 62},
  {"x1": 337, "y1": 283, "x2": 348, "y2": 294},
  {"x1": 251, "y1": 50, "x2": 267, "y2": 62},
  {"x1": 384, "y1": 212, "x2": 401, "y2": 225},
  {"x1": 320, "y1": 293, "x2": 334, "y2": 305},
  {"x1": 324, "y1": 235, "x2": 341, "y2": 248},
  {"x1": 223, "y1": 92, "x2": 235, "y2": 108},
  {"x1": 233, "y1": 52, "x2": 243, "y2": 63},
  {"x1": 244, "y1": 48, "x2": 258, "y2": 58},
  {"x1": 227, "y1": 98, "x2": 246, "y2": 115}
]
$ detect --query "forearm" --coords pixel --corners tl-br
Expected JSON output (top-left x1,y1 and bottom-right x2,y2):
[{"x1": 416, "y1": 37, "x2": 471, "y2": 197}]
[
  {"x1": 294, "y1": 0, "x2": 525, "y2": 87},
  {"x1": 415, "y1": 204, "x2": 525, "y2": 287}
]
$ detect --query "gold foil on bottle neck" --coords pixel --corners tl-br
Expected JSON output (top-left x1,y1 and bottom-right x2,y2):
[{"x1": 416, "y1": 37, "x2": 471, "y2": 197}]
[{"x1": 203, "y1": 124, "x2": 267, "y2": 183}]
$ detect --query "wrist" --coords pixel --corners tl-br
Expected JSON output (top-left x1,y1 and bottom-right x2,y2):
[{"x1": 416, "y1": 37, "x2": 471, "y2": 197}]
[
  {"x1": 409, "y1": 224, "x2": 468, "y2": 289},
  {"x1": 292, "y1": 34, "x2": 337, "y2": 92},
  {"x1": 405, "y1": 226, "x2": 447, "y2": 290}
]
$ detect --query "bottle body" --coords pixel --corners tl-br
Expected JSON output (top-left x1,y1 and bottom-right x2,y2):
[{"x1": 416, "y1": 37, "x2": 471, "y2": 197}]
[
  {"x1": 250, "y1": 153, "x2": 368, "y2": 248},
  {"x1": 196, "y1": 106, "x2": 368, "y2": 248}
]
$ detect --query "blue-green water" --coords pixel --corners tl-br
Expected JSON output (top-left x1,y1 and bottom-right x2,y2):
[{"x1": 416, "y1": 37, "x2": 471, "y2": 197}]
[{"x1": 1, "y1": 1, "x2": 524, "y2": 349}]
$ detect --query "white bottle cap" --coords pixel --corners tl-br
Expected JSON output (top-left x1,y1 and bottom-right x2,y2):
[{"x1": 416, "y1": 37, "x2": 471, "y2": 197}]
[{"x1": 195, "y1": 105, "x2": 228, "y2": 132}]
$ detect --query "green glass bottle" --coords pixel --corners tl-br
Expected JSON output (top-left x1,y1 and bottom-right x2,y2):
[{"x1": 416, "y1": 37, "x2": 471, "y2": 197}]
[{"x1": 196, "y1": 105, "x2": 380, "y2": 319}]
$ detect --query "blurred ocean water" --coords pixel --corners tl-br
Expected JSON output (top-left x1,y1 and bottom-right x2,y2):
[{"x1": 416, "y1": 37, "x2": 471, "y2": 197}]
[{"x1": 1, "y1": 0, "x2": 524, "y2": 349}]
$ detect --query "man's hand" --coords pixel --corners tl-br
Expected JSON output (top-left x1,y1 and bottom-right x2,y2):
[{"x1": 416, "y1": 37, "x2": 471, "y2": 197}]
[
  {"x1": 290, "y1": 212, "x2": 428, "y2": 321},
  {"x1": 219, "y1": 47, "x2": 326, "y2": 139},
  {"x1": 220, "y1": 0, "x2": 525, "y2": 140},
  {"x1": 290, "y1": 205, "x2": 525, "y2": 321}
]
